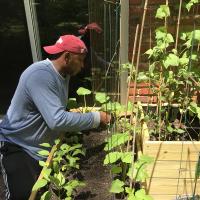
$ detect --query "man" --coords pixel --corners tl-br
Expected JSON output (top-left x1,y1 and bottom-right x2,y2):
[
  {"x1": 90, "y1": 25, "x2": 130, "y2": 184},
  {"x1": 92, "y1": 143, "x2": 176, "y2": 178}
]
[{"x1": 0, "y1": 35, "x2": 111, "y2": 200}]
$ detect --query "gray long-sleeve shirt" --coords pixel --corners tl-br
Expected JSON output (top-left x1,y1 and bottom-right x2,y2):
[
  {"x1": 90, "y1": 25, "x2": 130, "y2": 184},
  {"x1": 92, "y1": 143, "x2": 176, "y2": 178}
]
[{"x1": 0, "y1": 59, "x2": 100, "y2": 160}]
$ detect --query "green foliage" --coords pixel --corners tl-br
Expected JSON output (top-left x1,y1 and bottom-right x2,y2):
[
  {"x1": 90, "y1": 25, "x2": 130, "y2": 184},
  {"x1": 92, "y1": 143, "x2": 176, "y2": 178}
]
[
  {"x1": 110, "y1": 179, "x2": 125, "y2": 193},
  {"x1": 34, "y1": 137, "x2": 86, "y2": 199},
  {"x1": 95, "y1": 92, "x2": 110, "y2": 104},
  {"x1": 32, "y1": 179, "x2": 48, "y2": 191},
  {"x1": 163, "y1": 54, "x2": 179, "y2": 69},
  {"x1": 76, "y1": 87, "x2": 91, "y2": 96},
  {"x1": 104, "y1": 132, "x2": 131, "y2": 151},
  {"x1": 155, "y1": 5, "x2": 170, "y2": 19},
  {"x1": 127, "y1": 155, "x2": 154, "y2": 182},
  {"x1": 127, "y1": 189, "x2": 153, "y2": 200},
  {"x1": 186, "y1": 0, "x2": 199, "y2": 11},
  {"x1": 188, "y1": 102, "x2": 200, "y2": 119}
]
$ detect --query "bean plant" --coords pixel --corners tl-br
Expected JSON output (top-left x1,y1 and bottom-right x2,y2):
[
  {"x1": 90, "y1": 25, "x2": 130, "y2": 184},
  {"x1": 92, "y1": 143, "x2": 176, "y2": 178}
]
[
  {"x1": 32, "y1": 135, "x2": 86, "y2": 200},
  {"x1": 140, "y1": 2, "x2": 200, "y2": 140},
  {"x1": 100, "y1": 99, "x2": 154, "y2": 199}
]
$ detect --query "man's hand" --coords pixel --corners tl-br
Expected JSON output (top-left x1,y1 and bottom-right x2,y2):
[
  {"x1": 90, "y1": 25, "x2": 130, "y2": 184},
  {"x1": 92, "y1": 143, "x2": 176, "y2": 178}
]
[{"x1": 99, "y1": 111, "x2": 111, "y2": 125}]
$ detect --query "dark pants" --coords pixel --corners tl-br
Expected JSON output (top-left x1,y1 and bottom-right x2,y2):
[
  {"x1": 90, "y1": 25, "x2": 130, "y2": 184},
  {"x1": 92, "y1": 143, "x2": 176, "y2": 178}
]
[{"x1": 0, "y1": 141, "x2": 42, "y2": 200}]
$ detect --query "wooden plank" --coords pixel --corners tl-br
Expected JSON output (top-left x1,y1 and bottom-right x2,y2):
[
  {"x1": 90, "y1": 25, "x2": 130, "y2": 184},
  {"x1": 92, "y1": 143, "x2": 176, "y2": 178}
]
[
  {"x1": 143, "y1": 141, "x2": 200, "y2": 199},
  {"x1": 144, "y1": 141, "x2": 200, "y2": 152},
  {"x1": 144, "y1": 141, "x2": 200, "y2": 161},
  {"x1": 146, "y1": 178, "x2": 200, "y2": 195},
  {"x1": 149, "y1": 194, "x2": 199, "y2": 200}
]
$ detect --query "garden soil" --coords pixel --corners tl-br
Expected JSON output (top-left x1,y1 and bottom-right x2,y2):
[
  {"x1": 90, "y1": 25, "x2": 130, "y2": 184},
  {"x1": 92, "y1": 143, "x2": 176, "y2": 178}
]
[{"x1": 75, "y1": 129, "x2": 113, "y2": 200}]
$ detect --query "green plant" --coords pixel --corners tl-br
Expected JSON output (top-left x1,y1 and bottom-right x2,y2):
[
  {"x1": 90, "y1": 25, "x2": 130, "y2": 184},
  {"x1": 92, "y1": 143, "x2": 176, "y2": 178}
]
[
  {"x1": 102, "y1": 100, "x2": 153, "y2": 199},
  {"x1": 75, "y1": 87, "x2": 110, "y2": 113},
  {"x1": 32, "y1": 136, "x2": 86, "y2": 200},
  {"x1": 141, "y1": 3, "x2": 200, "y2": 140}
]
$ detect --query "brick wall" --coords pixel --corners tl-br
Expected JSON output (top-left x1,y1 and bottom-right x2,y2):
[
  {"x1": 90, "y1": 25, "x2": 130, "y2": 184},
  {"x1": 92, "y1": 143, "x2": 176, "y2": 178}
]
[{"x1": 128, "y1": 0, "x2": 200, "y2": 103}]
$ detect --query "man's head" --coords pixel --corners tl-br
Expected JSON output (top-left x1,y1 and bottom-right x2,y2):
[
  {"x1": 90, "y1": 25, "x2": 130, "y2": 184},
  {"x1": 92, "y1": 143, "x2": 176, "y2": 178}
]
[{"x1": 43, "y1": 35, "x2": 87, "y2": 76}]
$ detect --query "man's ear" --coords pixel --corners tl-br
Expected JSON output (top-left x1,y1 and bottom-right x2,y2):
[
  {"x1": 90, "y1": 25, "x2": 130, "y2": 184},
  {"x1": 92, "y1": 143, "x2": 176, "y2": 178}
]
[
  {"x1": 64, "y1": 52, "x2": 71, "y2": 65},
  {"x1": 65, "y1": 52, "x2": 70, "y2": 60}
]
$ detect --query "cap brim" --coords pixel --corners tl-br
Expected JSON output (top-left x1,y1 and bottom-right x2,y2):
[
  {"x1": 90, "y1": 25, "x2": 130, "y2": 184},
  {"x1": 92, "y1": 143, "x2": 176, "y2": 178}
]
[{"x1": 43, "y1": 45, "x2": 64, "y2": 54}]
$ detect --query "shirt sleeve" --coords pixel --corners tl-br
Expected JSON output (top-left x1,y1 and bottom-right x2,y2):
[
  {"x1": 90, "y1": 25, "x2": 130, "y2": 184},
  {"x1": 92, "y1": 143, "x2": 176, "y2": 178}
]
[{"x1": 25, "y1": 70, "x2": 100, "y2": 131}]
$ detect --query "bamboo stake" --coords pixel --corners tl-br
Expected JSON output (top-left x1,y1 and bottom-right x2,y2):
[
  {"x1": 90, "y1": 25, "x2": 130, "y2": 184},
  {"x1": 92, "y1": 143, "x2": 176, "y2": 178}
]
[
  {"x1": 129, "y1": 0, "x2": 149, "y2": 189},
  {"x1": 131, "y1": 0, "x2": 149, "y2": 107},
  {"x1": 123, "y1": 24, "x2": 139, "y2": 132},
  {"x1": 165, "y1": 0, "x2": 168, "y2": 29},
  {"x1": 175, "y1": 0, "x2": 183, "y2": 50}
]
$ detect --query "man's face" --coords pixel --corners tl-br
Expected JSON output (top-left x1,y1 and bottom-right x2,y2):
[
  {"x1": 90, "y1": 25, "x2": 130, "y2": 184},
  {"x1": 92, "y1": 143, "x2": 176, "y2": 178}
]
[{"x1": 66, "y1": 53, "x2": 85, "y2": 76}]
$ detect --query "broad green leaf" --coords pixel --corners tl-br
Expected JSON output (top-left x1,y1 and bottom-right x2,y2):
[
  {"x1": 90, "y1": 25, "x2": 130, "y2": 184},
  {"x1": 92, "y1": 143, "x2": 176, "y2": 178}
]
[
  {"x1": 122, "y1": 63, "x2": 133, "y2": 69},
  {"x1": 172, "y1": 49, "x2": 177, "y2": 55},
  {"x1": 101, "y1": 101, "x2": 121, "y2": 112},
  {"x1": 39, "y1": 161, "x2": 47, "y2": 167},
  {"x1": 104, "y1": 132, "x2": 130, "y2": 151},
  {"x1": 69, "y1": 144, "x2": 82, "y2": 152},
  {"x1": 111, "y1": 166, "x2": 122, "y2": 174},
  {"x1": 149, "y1": 63, "x2": 155, "y2": 76},
  {"x1": 167, "y1": 125, "x2": 174, "y2": 133},
  {"x1": 40, "y1": 143, "x2": 51, "y2": 148},
  {"x1": 191, "y1": 54, "x2": 198, "y2": 61},
  {"x1": 125, "y1": 187, "x2": 134, "y2": 194},
  {"x1": 186, "y1": 0, "x2": 199, "y2": 11},
  {"x1": 95, "y1": 92, "x2": 110, "y2": 104},
  {"x1": 72, "y1": 149, "x2": 85, "y2": 156},
  {"x1": 166, "y1": 33, "x2": 174, "y2": 43},
  {"x1": 137, "y1": 72, "x2": 149, "y2": 82},
  {"x1": 156, "y1": 5, "x2": 170, "y2": 19},
  {"x1": 180, "y1": 32, "x2": 187, "y2": 40},
  {"x1": 76, "y1": 87, "x2": 91, "y2": 96},
  {"x1": 186, "y1": 2, "x2": 193, "y2": 11},
  {"x1": 104, "y1": 152, "x2": 122, "y2": 165},
  {"x1": 145, "y1": 49, "x2": 153, "y2": 58},
  {"x1": 163, "y1": 53, "x2": 179, "y2": 69},
  {"x1": 41, "y1": 191, "x2": 51, "y2": 200},
  {"x1": 179, "y1": 57, "x2": 189, "y2": 66},
  {"x1": 135, "y1": 189, "x2": 153, "y2": 200},
  {"x1": 156, "y1": 29, "x2": 166, "y2": 40},
  {"x1": 139, "y1": 155, "x2": 154, "y2": 164},
  {"x1": 121, "y1": 152, "x2": 133, "y2": 164},
  {"x1": 110, "y1": 179, "x2": 124, "y2": 193},
  {"x1": 60, "y1": 143, "x2": 70, "y2": 151},
  {"x1": 38, "y1": 150, "x2": 49, "y2": 156},
  {"x1": 32, "y1": 179, "x2": 48, "y2": 191},
  {"x1": 42, "y1": 168, "x2": 52, "y2": 180},
  {"x1": 54, "y1": 138, "x2": 60, "y2": 145},
  {"x1": 193, "y1": 30, "x2": 200, "y2": 41},
  {"x1": 56, "y1": 172, "x2": 65, "y2": 186},
  {"x1": 174, "y1": 128, "x2": 185, "y2": 134},
  {"x1": 67, "y1": 179, "x2": 85, "y2": 190},
  {"x1": 127, "y1": 194, "x2": 137, "y2": 200}
]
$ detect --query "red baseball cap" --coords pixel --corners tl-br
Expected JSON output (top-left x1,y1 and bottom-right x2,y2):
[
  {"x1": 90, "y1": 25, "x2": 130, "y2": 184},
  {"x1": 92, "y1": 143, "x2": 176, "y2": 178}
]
[{"x1": 43, "y1": 35, "x2": 87, "y2": 54}]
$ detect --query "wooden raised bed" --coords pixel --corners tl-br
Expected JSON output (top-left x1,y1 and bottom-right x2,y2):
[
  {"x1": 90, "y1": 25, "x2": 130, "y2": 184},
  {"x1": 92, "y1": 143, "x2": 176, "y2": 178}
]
[{"x1": 142, "y1": 139, "x2": 200, "y2": 200}]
